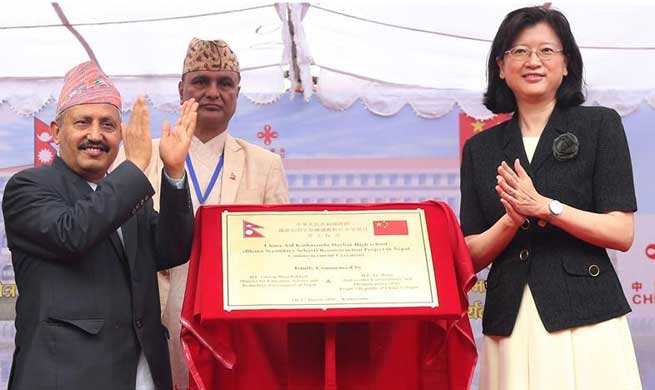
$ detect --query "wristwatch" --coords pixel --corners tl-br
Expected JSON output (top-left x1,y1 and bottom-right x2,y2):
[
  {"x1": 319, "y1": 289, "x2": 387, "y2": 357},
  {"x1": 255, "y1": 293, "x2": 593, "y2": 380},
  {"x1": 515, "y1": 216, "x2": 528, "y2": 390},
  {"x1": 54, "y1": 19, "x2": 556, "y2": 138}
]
[{"x1": 548, "y1": 199, "x2": 564, "y2": 217}]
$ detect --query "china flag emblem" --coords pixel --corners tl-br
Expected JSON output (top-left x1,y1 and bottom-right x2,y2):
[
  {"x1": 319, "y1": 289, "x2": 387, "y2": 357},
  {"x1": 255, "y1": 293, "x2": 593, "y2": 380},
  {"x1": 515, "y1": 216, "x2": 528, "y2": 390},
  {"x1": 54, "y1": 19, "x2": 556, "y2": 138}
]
[
  {"x1": 459, "y1": 112, "x2": 511, "y2": 158},
  {"x1": 243, "y1": 220, "x2": 264, "y2": 238},
  {"x1": 373, "y1": 220, "x2": 408, "y2": 236}
]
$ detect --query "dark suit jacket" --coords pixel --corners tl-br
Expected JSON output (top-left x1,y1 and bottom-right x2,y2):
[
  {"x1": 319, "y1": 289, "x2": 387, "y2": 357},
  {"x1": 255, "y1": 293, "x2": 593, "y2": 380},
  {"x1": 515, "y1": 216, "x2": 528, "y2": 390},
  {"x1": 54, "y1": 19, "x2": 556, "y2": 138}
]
[
  {"x1": 2, "y1": 157, "x2": 194, "y2": 390},
  {"x1": 460, "y1": 106, "x2": 637, "y2": 336}
]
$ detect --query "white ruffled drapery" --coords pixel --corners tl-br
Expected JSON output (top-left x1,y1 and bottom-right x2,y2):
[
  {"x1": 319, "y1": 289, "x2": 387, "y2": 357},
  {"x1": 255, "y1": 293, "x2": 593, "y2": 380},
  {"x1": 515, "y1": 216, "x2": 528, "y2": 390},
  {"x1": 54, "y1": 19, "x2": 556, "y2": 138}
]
[
  {"x1": 3, "y1": 69, "x2": 655, "y2": 119},
  {"x1": 0, "y1": 66, "x2": 286, "y2": 116},
  {"x1": 315, "y1": 68, "x2": 655, "y2": 119}
]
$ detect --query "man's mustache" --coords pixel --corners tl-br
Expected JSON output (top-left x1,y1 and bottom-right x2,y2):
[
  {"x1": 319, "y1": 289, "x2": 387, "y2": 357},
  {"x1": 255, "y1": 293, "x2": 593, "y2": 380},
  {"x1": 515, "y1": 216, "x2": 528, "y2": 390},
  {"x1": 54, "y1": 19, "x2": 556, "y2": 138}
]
[{"x1": 78, "y1": 140, "x2": 110, "y2": 152}]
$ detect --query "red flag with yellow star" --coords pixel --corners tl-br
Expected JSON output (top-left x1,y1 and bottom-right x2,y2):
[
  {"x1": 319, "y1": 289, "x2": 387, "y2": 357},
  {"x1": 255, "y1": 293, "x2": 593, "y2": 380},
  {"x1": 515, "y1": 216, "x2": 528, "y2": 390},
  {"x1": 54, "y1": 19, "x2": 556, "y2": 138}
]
[
  {"x1": 372, "y1": 220, "x2": 409, "y2": 236},
  {"x1": 459, "y1": 112, "x2": 511, "y2": 158}
]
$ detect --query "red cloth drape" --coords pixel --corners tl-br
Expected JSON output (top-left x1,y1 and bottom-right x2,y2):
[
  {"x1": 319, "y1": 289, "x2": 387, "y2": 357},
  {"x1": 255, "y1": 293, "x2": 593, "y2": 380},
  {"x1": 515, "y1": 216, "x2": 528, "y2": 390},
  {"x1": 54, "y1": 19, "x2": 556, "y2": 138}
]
[{"x1": 181, "y1": 201, "x2": 477, "y2": 390}]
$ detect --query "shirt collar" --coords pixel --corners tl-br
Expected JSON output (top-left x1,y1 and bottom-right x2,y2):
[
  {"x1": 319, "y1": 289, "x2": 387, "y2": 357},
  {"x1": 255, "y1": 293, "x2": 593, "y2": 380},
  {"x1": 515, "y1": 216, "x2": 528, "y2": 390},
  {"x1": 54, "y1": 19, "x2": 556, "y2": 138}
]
[{"x1": 191, "y1": 131, "x2": 227, "y2": 156}]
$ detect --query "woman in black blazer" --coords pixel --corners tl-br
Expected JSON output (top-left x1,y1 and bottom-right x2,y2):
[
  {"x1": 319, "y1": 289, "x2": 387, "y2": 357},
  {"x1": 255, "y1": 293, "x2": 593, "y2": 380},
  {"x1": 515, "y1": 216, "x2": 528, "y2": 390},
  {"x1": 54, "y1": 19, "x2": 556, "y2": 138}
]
[{"x1": 460, "y1": 6, "x2": 642, "y2": 390}]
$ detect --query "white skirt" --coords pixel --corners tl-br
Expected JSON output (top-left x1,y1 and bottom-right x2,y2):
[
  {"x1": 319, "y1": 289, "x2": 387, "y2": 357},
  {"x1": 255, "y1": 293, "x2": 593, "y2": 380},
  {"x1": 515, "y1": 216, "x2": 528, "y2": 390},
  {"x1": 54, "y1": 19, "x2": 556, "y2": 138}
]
[{"x1": 480, "y1": 286, "x2": 642, "y2": 390}]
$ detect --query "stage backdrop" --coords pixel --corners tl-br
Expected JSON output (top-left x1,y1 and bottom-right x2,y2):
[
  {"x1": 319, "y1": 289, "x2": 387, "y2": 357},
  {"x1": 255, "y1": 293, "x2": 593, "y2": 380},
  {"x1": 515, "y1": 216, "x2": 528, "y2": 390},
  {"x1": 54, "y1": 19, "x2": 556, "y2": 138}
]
[{"x1": 0, "y1": 96, "x2": 653, "y2": 389}]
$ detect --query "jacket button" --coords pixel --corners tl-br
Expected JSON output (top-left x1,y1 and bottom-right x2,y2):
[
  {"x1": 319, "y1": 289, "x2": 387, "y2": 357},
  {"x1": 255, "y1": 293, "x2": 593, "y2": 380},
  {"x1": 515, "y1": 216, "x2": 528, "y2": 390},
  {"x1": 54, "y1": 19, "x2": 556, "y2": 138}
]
[
  {"x1": 520, "y1": 219, "x2": 530, "y2": 230},
  {"x1": 135, "y1": 319, "x2": 143, "y2": 328},
  {"x1": 588, "y1": 264, "x2": 600, "y2": 277},
  {"x1": 519, "y1": 249, "x2": 529, "y2": 261}
]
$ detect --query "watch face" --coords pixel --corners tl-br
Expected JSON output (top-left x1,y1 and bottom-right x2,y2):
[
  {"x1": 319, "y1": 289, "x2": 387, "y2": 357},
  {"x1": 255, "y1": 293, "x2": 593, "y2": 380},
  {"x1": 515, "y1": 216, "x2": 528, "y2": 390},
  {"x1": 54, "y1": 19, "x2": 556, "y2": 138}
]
[{"x1": 549, "y1": 200, "x2": 563, "y2": 215}]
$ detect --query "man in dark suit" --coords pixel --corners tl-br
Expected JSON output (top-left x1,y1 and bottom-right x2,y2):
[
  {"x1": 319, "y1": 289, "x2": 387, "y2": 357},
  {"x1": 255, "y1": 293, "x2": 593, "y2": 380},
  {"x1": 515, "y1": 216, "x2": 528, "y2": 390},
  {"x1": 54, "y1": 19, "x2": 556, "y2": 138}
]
[{"x1": 2, "y1": 61, "x2": 198, "y2": 390}]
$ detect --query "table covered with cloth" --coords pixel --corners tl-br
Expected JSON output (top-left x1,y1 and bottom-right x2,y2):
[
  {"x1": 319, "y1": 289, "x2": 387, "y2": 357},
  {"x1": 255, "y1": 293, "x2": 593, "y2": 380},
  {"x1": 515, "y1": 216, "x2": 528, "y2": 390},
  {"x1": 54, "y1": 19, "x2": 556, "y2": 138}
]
[{"x1": 180, "y1": 201, "x2": 477, "y2": 390}]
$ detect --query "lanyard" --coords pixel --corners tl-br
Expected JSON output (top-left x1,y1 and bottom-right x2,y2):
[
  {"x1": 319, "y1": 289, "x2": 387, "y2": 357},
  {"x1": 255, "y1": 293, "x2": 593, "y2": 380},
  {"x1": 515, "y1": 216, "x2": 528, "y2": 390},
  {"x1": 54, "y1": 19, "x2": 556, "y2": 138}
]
[{"x1": 185, "y1": 154, "x2": 224, "y2": 205}]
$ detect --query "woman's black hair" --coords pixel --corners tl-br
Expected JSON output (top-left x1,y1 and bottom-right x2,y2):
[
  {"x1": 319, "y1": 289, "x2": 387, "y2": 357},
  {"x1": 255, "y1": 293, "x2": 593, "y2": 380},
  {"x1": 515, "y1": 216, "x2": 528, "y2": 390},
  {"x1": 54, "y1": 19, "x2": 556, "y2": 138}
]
[{"x1": 483, "y1": 6, "x2": 585, "y2": 113}]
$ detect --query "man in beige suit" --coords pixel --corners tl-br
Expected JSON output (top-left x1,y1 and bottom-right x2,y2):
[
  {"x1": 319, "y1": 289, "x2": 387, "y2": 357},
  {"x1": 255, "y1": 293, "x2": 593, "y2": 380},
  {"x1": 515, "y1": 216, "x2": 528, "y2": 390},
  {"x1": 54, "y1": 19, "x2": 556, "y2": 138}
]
[{"x1": 124, "y1": 38, "x2": 289, "y2": 389}]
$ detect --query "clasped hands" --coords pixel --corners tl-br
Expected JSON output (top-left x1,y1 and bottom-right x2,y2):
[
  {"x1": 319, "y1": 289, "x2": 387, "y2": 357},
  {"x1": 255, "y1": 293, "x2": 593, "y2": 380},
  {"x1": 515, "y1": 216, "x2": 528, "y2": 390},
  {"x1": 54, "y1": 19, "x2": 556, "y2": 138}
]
[
  {"x1": 122, "y1": 96, "x2": 199, "y2": 179},
  {"x1": 495, "y1": 159, "x2": 551, "y2": 228}
]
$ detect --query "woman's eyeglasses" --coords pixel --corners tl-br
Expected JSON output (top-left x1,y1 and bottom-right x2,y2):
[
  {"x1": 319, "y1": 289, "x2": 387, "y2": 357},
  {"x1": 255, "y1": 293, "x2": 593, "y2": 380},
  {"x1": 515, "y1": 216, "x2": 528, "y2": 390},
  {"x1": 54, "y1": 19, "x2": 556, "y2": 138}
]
[{"x1": 503, "y1": 45, "x2": 564, "y2": 61}]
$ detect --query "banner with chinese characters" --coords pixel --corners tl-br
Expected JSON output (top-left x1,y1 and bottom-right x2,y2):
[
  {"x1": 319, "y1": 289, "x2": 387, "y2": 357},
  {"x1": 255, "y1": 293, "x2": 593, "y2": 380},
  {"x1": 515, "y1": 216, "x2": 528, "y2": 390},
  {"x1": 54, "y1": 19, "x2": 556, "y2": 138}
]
[{"x1": 0, "y1": 96, "x2": 653, "y2": 389}]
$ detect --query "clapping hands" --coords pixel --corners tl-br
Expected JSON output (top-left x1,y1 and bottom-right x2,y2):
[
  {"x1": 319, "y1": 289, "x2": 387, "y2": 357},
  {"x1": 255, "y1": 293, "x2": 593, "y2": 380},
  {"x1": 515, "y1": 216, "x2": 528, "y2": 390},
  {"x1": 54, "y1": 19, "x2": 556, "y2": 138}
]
[
  {"x1": 159, "y1": 99, "x2": 199, "y2": 179},
  {"x1": 122, "y1": 96, "x2": 152, "y2": 171},
  {"x1": 123, "y1": 97, "x2": 199, "y2": 179},
  {"x1": 495, "y1": 159, "x2": 549, "y2": 227}
]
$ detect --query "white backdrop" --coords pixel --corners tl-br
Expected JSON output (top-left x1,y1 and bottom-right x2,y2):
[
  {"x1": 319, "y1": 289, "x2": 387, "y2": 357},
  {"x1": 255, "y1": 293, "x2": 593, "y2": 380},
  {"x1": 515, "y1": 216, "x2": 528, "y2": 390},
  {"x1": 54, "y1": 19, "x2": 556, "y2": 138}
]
[{"x1": 2, "y1": 1, "x2": 655, "y2": 118}]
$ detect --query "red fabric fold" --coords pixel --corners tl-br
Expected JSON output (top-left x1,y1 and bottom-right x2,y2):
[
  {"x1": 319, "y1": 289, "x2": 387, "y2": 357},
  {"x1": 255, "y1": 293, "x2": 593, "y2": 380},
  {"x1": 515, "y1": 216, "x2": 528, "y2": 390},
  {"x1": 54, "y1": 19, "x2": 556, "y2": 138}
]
[{"x1": 180, "y1": 201, "x2": 477, "y2": 390}]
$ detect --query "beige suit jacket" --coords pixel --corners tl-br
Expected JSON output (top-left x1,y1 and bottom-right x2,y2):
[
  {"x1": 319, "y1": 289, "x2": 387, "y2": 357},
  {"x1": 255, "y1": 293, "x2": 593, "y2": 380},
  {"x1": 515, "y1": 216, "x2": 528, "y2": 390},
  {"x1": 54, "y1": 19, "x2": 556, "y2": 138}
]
[{"x1": 115, "y1": 134, "x2": 289, "y2": 388}]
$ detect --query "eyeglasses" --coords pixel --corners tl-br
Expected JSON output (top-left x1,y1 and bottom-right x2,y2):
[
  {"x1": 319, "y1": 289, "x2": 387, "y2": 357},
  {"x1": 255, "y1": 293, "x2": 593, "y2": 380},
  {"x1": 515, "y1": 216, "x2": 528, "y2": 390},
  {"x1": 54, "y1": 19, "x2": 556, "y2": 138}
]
[{"x1": 503, "y1": 45, "x2": 564, "y2": 61}]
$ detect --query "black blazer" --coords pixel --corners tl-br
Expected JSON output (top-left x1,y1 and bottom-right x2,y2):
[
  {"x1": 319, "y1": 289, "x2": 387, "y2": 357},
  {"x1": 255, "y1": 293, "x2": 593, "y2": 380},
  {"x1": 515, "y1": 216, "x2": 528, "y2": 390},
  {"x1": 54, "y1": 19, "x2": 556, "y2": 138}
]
[
  {"x1": 460, "y1": 106, "x2": 637, "y2": 336},
  {"x1": 2, "y1": 157, "x2": 194, "y2": 390}
]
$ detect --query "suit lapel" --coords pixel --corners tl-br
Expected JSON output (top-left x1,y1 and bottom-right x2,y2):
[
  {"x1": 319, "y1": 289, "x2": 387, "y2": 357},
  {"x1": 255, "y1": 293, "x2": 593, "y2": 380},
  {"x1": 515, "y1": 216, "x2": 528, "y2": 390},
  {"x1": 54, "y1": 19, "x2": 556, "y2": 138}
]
[
  {"x1": 120, "y1": 215, "x2": 138, "y2": 275},
  {"x1": 54, "y1": 157, "x2": 97, "y2": 199},
  {"x1": 529, "y1": 107, "x2": 567, "y2": 174},
  {"x1": 108, "y1": 232, "x2": 127, "y2": 263},
  {"x1": 220, "y1": 135, "x2": 244, "y2": 204},
  {"x1": 501, "y1": 116, "x2": 532, "y2": 175},
  {"x1": 54, "y1": 157, "x2": 129, "y2": 264}
]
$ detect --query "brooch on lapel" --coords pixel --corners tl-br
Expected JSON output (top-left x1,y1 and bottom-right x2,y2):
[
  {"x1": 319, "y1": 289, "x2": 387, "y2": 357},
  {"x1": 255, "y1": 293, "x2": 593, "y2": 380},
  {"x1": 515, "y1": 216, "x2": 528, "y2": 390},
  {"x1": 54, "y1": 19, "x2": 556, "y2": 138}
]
[
  {"x1": 229, "y1": 172, "x2": 237, "y2": 181},
  {"x1": 553, "y1": 132, "x2": 579, "y2": 161}
]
